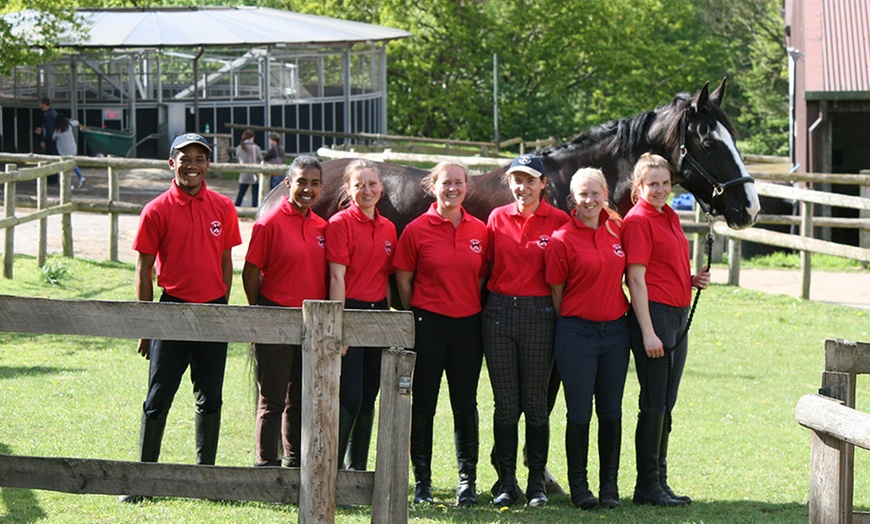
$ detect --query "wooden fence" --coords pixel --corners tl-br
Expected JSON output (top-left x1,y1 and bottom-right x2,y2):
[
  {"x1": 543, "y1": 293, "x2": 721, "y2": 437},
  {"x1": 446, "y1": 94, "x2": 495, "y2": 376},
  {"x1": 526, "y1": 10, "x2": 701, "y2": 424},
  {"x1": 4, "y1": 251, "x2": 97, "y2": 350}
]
[
  {"x1": 681, "y1": 161, "x2": 870, "y2": 299},
  {"x1": 1, "y1": 152, "x2": 869, "y2": 300},
  {"x1": 224, "y1": 122, "x2": 557, "y2": 158},
  {"x1": 0, "y1": 295, "x2": 416, "y2": 524},
  {"x1": 795, "y1": 338, "x2": 870, "y2": 524}
]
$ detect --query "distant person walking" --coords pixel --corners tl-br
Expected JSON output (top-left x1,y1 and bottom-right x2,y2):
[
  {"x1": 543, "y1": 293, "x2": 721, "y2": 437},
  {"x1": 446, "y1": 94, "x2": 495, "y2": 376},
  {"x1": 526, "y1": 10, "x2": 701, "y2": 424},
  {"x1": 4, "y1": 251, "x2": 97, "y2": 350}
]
[
  {"x1": 53, "y1": 113, "x2": 85, "y2": 189},
  {"x1": 235, "y1": 129, "x2": 263, "y2": 207},
  {"x1": 35, "y1": 97, "x2": 58, "y2": 156},
  {"x1": 263, "y1": 133, "x2": 287, "y2": 189},
  {"x1": 35, "y1": 97, "x2": 59, "y2": 185}
]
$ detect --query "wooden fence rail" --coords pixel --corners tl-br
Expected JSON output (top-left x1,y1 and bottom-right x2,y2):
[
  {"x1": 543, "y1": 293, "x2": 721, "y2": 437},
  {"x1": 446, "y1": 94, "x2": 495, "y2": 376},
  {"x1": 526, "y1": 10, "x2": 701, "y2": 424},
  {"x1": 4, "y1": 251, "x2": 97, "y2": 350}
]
[
  {"x1": 795, "y1": 339, "x2": 870, "y2": 524},
  {"x1": 0, "y1": 295, "x2": 416, "y2": 524},
  {"x1": 1, "y1": 152, "x2": 869, "y2": 300}
]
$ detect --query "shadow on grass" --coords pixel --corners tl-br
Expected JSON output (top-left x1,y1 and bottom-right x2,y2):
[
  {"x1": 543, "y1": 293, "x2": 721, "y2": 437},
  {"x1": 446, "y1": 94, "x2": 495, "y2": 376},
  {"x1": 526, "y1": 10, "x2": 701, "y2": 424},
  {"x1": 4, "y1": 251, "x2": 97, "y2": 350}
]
[
  {"x1": 0, "y1": 443, "x2": 46, "y2": 522},
  {"x1": 402, "y1": 489, "x2": 808, "y2": 523},
  {"x1": 0, "y1": 365, "x2": 76, "y2": 380}
]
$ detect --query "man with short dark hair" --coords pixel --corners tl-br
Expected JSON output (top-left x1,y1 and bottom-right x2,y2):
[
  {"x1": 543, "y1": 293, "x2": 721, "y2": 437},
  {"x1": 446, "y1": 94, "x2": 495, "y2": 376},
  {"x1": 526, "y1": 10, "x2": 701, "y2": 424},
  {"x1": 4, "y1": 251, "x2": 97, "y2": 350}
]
[
  {"x1": 120, "y1": 133, "x2": 241, "y2": 503},
  {"x1": 35, "y1": 97, "x2": 58, "y2": 155}
]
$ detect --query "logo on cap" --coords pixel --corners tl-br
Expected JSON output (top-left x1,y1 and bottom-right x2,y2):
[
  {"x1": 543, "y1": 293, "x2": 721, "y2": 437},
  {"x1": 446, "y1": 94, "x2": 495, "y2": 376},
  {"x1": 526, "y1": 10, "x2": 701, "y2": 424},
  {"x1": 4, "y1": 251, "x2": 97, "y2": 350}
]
[{"x1": 518, "y1": 155, "x2": 534, "y2": 165}]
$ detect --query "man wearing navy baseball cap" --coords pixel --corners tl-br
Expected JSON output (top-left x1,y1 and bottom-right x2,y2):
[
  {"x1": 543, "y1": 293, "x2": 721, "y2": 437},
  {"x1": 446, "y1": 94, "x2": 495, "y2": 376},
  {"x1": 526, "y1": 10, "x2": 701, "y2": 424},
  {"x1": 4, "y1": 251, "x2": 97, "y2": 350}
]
[{"x1": 120, "y1": 132, "x2": 241, "y2": 502}]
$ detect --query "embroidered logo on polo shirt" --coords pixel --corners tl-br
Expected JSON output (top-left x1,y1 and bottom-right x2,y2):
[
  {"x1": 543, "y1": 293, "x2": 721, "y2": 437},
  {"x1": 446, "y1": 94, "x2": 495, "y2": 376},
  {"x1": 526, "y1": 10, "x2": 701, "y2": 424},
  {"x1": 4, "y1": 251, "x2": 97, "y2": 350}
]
[
  {"x1": 469, "y1": 239, "x2": 482, "y2": 253},
  {"x1": 210, "y1": 221, "x2": 222, "y2": 237},
  {"x1": 384, "y1": 240, "x2": 393, "y2": 255},
  {"x1": 612, "y1": 243, "x2": 625, "y2": 257},
  {"x1": 536, "y1": 235, "x2": 551, "y2": 249},
  {"x1": 317, "y1": 236, "x2": 326, "y2": 248}
]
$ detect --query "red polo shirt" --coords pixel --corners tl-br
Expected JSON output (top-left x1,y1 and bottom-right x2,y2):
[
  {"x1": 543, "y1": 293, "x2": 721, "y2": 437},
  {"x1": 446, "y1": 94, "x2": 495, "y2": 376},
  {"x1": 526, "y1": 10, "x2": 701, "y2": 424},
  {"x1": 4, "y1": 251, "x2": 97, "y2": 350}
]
[
  {"x1": 486, "y1": 199, "x2": 569, "y2": 297},
  {"x1": 393, "y1": 203, "x2": 488, "y2": 318},
  {"x1": 622, "y1": 199, "x2": 692, "y2": 308},
  {"x1": 133, "y1": 181, "x2": 241, "y2": 303},
  {"x1": 545, "y1": 210, "x2": 629, "y2": 321},
  {"x1": 326, "y1": 204, "x2": 398, "y2": 302},
  {"x1": 245, "y1": 198, "x2": 327, "y2": 307}
]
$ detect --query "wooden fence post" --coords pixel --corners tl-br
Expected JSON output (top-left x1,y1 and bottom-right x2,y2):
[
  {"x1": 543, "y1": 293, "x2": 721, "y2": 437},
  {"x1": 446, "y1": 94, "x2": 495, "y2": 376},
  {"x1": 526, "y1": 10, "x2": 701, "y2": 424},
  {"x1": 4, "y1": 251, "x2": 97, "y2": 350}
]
[
  {"x1": 300, "y1": 300, "x2": 343, "y2": 524},
  {"x1": 372, "y1": 349, "x2": 416, "y2": 524},
  {"x1": 727, "y1": 238, "x2": 741, "y2": 286},
  {"x1": 37, "y1": 163, "x2": 48, "y2": 267},
  {"x1": 801, "y1": 200, "x2": 814, "y2": 300},
  {"x1": 60, "y1": 169, "x2": 73, "y2": 257},
  {"x1": 108, "y1": 166, "x2": 119, "y2": 262},
  {"x1": 3, "y1": 163, "x2": 16, "y2": 278},
  {"x1": 823, "y1": 363, "x2": 857, "y2": 522}
]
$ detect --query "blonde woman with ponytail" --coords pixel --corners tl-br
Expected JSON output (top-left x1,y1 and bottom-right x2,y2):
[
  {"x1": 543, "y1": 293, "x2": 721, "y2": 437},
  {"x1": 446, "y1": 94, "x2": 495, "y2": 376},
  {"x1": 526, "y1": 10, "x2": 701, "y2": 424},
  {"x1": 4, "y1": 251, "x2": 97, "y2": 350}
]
[{"x1": 545, "y1": 167, "x2": 630, "y2": 510}]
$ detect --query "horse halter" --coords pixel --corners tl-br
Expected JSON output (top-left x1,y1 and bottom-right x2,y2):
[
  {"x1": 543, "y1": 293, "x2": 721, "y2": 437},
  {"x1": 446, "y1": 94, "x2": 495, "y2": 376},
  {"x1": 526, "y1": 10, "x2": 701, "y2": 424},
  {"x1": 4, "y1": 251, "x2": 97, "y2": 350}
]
[{"x1": 675, "y1": 111, "x2": 755, "y2": 216}]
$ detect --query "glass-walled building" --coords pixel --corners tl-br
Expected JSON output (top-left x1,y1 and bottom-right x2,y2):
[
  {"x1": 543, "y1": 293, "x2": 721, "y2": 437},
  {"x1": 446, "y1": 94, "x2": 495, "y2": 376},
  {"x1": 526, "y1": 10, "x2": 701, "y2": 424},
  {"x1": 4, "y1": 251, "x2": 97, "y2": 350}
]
[{"x1": 0, "y1": 7, "x2": 409, "y2": 159}]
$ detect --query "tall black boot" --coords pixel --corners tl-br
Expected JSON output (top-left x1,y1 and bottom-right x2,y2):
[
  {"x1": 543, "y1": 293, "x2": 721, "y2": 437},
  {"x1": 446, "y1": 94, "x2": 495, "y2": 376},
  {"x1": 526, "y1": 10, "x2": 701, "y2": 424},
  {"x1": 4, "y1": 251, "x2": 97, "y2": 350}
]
[
  {"x1": 454, "y1": 410, "x2": 479, "y2": 506},
  {"x1": 492, "y1": 422, "x2": 521, "y2": 508},
  {"x1": 118, "y1": 411, "x2": 167, "y2": 503},
  {"x1": 195, "y1": 409, "x2": 221, "y2": 466},
  {"x1": 337, "y1": 405, "x2": 356, "y2": 469},
  {"x1": 598, "y1": 418, "x2": 621, "y2": 509},
  {"x1": 346, "y1": 408, "x2": 374, "y2": 470},
  {"x1": 659, "y1": 412, "x2": 692, "y2": 504},
  {"x1": 565, "y1": 421, "x2": 596, "y2": 509},
  {"x1": 525, "y1": 422, "x2": 550, "y2": 506},
  {"x1": 410, "y1": 411, "x2": 434, "y2": 504},
  {"x1": 632, "y1": 411, "x2": 685, "y2": 507}
]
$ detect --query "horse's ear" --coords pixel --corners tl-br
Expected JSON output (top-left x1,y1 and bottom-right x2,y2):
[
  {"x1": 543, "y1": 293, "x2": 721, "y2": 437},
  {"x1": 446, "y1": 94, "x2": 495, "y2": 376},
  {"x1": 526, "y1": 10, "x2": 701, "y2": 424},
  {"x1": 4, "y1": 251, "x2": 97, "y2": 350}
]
[
  {"x1": 691, "y1": 81, "x2": 711, "y2": 112},
  {"x1": 710, "y1": 77, "x2": 727, "y2": 107}
]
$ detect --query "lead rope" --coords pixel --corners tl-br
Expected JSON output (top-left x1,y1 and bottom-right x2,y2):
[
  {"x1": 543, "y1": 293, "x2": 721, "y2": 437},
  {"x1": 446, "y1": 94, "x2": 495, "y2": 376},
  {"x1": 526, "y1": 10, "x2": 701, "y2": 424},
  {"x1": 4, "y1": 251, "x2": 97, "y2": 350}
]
[{"x1": 668, "y1": 223, "x2": 714, "y2": 354}]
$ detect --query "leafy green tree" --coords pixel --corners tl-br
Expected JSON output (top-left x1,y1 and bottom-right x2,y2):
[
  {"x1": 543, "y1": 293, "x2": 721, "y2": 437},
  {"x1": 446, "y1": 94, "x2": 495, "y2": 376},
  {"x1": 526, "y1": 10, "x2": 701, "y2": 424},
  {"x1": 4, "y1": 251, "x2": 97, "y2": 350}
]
[
  {"x1": 0, "y1": 0, "x2": 85, "y2": 76},
  {"x1": 697, "y1": 0, "x2": 789, "y2": 155},
  {"x1": 3, "y1": 0, "x2": 787, "y2": 154}
]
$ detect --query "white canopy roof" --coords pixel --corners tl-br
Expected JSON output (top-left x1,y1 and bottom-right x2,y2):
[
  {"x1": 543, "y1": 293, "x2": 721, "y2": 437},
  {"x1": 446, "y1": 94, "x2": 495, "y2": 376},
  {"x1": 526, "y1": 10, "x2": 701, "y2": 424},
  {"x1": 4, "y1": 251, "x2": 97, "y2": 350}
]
[{"x1": 9, "y1": 6, "x2": 411, "y2": 48}]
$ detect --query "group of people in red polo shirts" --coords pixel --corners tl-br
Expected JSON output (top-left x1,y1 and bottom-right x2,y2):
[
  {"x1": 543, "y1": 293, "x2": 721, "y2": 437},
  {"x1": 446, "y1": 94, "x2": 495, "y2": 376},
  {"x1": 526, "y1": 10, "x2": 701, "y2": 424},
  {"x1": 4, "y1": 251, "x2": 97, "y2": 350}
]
[{"x1": 122, "y1": 132, "x2": 710, "y2": 511}]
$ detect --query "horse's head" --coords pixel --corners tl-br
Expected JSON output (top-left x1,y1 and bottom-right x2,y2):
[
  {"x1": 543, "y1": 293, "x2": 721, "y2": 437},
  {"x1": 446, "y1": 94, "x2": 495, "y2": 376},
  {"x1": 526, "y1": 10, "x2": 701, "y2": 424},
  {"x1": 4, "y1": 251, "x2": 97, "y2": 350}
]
[{"x1": 660, "y1": 79, "x2": 760, "y2": 229}]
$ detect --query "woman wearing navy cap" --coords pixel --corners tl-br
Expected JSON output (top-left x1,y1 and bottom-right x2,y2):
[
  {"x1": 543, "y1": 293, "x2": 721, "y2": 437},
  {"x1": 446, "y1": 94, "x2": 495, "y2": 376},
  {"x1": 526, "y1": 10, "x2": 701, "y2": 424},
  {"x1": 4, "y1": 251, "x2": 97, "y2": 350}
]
[
  {"x1": 546, "y1": 167, "x2": 629, "y2": 510},
  {"x1": 394, "y1": 161, "x2": 488, "y2": 506},
  {"x1": 484, "y1": 154, "x2": 569, "y2": 507},
  {"x1": 623, "y1": 153, "x2": 710, "y2": 507}
]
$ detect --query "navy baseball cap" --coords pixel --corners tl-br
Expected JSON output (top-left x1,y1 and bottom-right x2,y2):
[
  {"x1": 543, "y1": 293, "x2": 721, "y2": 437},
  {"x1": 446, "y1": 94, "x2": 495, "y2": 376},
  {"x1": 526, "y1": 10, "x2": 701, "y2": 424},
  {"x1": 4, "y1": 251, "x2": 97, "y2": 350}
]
[
  {"x1": 507, "y1": 154, "x2": 545, "y2": 178},
  {"x1": 170, "y1": 133, "x2": 212, "y2": 154}
]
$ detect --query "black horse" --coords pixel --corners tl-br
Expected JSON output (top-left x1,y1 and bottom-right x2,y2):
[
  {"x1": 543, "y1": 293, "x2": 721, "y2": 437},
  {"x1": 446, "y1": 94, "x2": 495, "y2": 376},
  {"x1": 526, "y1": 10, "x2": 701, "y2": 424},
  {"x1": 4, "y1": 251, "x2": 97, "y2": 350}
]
[{"x1": 259, "y1": 78, "x2": 760, "y2": 231}]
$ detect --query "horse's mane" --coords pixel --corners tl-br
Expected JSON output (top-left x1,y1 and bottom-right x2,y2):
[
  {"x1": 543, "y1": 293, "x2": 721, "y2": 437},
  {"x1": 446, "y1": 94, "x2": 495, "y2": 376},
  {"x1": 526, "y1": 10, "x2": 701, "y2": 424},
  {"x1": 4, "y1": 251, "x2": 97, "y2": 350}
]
[{"x1": 536, "y1": 91, "x2": 738, "y2": 162}]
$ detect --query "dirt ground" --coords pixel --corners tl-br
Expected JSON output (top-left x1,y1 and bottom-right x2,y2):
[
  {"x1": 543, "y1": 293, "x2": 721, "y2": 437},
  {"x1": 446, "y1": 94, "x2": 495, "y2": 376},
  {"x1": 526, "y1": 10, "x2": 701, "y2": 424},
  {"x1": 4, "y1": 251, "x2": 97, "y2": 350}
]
[{"x1": 3, "y1": 166, "x2": 868, "y2": 310}]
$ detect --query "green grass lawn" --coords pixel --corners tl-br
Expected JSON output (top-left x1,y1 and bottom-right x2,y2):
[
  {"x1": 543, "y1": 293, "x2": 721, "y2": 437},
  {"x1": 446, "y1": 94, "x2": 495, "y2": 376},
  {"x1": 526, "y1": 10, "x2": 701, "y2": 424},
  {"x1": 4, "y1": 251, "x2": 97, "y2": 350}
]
[{"x1": 0, "y1": 255, "x2": 869, "y2": 522}]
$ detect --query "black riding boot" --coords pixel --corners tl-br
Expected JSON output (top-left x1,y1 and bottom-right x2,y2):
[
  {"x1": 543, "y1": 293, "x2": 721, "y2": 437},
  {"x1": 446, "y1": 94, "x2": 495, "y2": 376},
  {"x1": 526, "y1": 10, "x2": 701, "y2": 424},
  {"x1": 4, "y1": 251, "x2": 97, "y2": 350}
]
[
  {"x1": 659, "y1": 412, "x2": 692, "y2": 504},
  {"x1": 347, "y1": 408, "x2": 374, "y2": 470},
  {"x1": 454, "y1": 411, "x2": 479, "y2": 506},
  {"x1": 633, "y1": 411, "x2": 686, "y2": 507},
  {"x1": 195, "y1": 409, "x2": 221, "y2": 465},
  {"x1": 492, "y1": 422, "x2": 522, "y2": 507},
  {"x1": 411, "y1": 411, "x2": 434, "y2": 504},
  {"x1": 525, "y1": 422, "x2": 550, "y2": 506},
  {"x1": 118, "y1": 410, "x2": 167, "y2": 503},
  {"x1": 565, "y1": 421, "x2": 597, "y2": 509},
  {"x1": 337, "y1": 405, "x2": 356, "y2": 469},
  {"x1": 598, "y1": 418, "x2": 621, "y2": 508}
]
